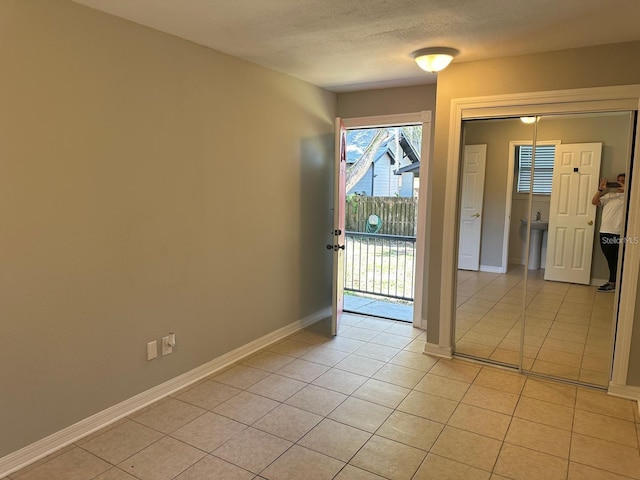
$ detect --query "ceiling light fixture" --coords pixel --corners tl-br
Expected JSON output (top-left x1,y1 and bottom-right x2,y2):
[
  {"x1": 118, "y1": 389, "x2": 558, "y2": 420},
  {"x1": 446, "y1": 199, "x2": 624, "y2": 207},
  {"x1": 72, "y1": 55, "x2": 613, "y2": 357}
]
[
  {"x1": 412, "y1": 47, "x2": 459, "y2": 73},
  {"x1": 520, "y1": 116, "x2": 537, "y2": 124}
]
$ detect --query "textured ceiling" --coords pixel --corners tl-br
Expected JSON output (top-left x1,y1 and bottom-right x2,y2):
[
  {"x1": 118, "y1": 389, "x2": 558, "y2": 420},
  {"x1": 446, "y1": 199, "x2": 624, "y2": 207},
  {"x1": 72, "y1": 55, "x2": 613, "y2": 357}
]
[{"x1": 72, "y1": 0, "x2": 640, "y2": 92}]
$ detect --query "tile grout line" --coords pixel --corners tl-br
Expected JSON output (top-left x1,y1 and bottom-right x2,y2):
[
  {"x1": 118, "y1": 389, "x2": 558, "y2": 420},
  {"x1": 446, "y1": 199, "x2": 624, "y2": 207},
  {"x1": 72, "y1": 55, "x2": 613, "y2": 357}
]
[{"x1": 12, "y1": 314, "x2": 638, "y2": 480}]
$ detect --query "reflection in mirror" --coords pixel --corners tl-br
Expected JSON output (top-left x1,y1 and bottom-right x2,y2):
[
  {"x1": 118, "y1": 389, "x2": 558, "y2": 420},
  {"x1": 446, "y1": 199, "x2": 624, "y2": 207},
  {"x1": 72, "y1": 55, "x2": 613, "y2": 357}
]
[
  {"x1": 454, "y1": 111, "x2": 636, "y2": 388},
  {"x1": 523, "y1": 111, "x2": 636, "y2": 387},
  {"x1": 454, "y1": 117, "x2": 535, "y2": 366}
]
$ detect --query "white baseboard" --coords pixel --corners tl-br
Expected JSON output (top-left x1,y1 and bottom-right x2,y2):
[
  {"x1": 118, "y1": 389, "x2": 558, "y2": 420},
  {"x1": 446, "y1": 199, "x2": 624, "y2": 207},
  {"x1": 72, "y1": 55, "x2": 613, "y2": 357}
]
[
  {"x1": 423, "y1": 342, "x2": 452, "y2": 359},
  {"x1": 608, "y1": 382, "x2": 640, "y2": 403},
  {"x1": 607, "y1": 383, "x2": 640, "y2": 419},
  {"x1": 479, "y1": 265, "x2": 504, "y2": 274},
  {"x1": 0, "y1": 307, "x2": 330, "y2": 478}
]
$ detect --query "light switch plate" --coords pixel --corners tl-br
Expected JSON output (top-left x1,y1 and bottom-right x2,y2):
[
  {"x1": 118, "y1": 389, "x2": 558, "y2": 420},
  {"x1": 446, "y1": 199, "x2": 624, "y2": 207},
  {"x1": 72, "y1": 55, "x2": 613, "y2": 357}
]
[{"x1": 147, "y1": 340, "x2": 158, "y2": 360}]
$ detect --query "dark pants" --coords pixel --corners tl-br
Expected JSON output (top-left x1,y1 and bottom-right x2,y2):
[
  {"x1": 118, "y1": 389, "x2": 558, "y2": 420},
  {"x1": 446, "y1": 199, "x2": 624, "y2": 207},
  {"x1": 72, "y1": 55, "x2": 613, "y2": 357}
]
[{"x1": 600, "y1": 233, "x2": 620, "y2": 283}]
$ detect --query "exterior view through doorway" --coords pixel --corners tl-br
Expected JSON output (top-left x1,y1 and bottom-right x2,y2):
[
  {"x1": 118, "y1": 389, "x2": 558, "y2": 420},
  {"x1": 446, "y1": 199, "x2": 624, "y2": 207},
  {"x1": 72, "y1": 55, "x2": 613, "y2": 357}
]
[{"x1": 341, "y1": 122, "x2": 423, "y2": 323}]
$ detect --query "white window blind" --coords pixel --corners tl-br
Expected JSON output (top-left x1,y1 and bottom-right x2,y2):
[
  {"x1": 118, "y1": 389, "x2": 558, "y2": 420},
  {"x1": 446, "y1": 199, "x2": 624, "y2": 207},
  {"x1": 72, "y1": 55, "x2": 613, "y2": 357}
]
[{"x1": 517, "y1": 145, "x2": 556, "y2": 194}]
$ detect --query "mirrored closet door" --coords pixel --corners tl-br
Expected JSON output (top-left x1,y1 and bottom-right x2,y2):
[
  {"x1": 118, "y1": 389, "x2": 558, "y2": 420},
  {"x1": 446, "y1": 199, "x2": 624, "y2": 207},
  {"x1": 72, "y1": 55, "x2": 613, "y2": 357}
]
[
  {"x1": 454, "y1": 117, "x2": 534, "y2": 367},
  {"x1": 454, "y1": 109, "x2": 637, "y2": 388}
]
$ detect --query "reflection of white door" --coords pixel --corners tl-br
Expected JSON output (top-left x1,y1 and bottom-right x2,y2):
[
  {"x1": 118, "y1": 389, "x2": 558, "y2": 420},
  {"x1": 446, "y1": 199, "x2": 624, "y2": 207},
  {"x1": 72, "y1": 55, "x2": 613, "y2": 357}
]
[
  {"x1": 331, "y1": 118, "x2": 347, "y2": 335},
  {"x1": 458, "y1": 145, "x2": 487, "y2": 271},
  {"x1": 545, "y1": 143, "x2": 602, "y2": 284}
]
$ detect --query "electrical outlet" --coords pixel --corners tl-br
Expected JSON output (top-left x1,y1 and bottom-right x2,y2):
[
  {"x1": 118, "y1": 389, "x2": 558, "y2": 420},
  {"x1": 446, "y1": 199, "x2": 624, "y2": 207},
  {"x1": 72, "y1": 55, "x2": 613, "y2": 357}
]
[
  {"x1": 146, "y1": 341, "x2": 157, "y2": 360},
  {"x1": 161, "y1": 333, "x2": 176, "y2": 356}
]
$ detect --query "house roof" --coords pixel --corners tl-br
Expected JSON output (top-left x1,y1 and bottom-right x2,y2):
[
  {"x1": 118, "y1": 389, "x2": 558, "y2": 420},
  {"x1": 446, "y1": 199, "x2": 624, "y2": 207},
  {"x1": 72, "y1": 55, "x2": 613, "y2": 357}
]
[
  {"x1": 399, "y1": 133, "x2": 420, "y2": 164},
  {"x1": 396, "y1": 162, "x2": 420, "y2": 174},
  {"x1": 394, "y1": 132, "x2": 421, "y2": 174},
  {"x1": 347, "y1": 131, "x2": 421, "y2": 176}
]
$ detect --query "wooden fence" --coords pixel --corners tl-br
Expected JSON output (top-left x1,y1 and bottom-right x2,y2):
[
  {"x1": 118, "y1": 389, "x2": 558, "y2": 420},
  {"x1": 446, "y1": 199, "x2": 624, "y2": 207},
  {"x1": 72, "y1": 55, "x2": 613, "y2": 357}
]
[{"x1": 345, "y1": 196, "x2": 418, "y2": 236}]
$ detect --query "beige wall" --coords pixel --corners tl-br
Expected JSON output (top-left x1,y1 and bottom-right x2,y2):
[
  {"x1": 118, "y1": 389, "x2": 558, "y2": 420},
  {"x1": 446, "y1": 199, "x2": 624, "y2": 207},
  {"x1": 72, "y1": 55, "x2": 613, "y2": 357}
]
[
  {"x1": 337, "y1": 84, "x2": 437, "y2": 119},
  {"x1": 0, "y1": 0, "x2": 336, "y2": 457},
  {"x1": 429, "y1": 41, "x2": 640, "y2": 386},
  {"x1": 631, "y1": 269, "x2": 640, "y2": 385}
]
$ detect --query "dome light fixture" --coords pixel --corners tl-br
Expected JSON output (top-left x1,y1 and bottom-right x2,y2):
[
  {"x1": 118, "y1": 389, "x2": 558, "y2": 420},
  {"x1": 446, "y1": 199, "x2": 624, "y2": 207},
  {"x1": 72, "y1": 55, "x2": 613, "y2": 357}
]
[
  {"x1": 520, "y1": 116, "x2": 537, "y2": 124},
  {"x1": 412, "y1": 47, "x2": 459, "y2": 73}
]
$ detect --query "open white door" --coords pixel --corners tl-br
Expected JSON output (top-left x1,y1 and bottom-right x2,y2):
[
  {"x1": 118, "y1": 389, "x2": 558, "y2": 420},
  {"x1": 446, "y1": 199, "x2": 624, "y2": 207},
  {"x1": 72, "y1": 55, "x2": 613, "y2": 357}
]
[
  {"x1": 330, "y1": 118, "x2": 347, "y2": 336},
  {"x1": 545, "y1": 143, "x2": 602, "y2": 284},
  {"x1": 458, "y1": 144, "x2": 487, "y2": 271}
]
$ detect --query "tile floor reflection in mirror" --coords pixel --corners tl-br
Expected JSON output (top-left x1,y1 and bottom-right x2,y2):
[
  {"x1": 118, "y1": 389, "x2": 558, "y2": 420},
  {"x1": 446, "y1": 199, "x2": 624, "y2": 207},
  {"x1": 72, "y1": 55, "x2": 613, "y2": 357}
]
[
  {"x1": 456, "y1": 266, "x2": 615, "y2": 386},
  {"x1": 5, "y1": 314, "x2": 639, "y2": 480}
]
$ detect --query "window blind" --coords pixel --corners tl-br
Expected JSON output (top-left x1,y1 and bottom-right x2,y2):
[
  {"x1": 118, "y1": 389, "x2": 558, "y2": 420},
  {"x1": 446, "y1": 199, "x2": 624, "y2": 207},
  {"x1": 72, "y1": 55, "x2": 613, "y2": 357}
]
[{"x1": 517, "y1": 145, "x2": 556, "y2": 194}]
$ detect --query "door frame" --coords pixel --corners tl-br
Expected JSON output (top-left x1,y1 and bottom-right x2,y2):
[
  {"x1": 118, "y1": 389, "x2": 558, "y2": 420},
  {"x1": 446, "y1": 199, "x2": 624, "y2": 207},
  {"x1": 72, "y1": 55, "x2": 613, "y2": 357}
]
[
  {"x1": 331, "y1": 118, "x2": 347, "y2": 336},
  {"x1": 439, "y1": 85, "x2": 640, "y2": 395},
  {"x1": 342, "y1": 111, "x2": 432, "y2": 328}
]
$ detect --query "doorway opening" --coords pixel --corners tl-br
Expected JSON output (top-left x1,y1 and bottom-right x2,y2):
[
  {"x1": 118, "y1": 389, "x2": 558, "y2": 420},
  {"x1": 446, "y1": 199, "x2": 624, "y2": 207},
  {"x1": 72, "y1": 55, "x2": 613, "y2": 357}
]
[{"x1": 342, "y1": 124, "x2": 422, "y2": 323}]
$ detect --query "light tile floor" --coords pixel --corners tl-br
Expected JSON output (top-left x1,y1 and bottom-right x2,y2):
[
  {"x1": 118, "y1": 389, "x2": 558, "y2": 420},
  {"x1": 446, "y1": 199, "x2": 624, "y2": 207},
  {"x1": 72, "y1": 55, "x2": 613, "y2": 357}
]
[
  {"x1": 6, "y1": 314, "x2": 640, "y2": 480},
  {"x1": 456, "y1": 266, "x2": 615, "y2": 387}
]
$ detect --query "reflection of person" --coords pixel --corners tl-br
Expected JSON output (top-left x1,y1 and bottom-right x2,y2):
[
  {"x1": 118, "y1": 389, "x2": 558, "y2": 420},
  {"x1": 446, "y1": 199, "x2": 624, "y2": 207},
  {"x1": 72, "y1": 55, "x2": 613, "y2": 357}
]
[{"x1": 592, "y1": 174, "x2": 625, "y2": 292}]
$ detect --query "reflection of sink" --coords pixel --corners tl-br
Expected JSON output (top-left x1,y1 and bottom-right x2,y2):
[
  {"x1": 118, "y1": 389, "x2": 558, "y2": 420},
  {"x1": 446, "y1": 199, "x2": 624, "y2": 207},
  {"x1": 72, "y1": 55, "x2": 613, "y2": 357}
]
[
  {"x1": 521, "y1": 219, "x2": 548, "y2": 269},
  {"x1": 521, "y1": 218, "x2": 548, "y2": 230}
]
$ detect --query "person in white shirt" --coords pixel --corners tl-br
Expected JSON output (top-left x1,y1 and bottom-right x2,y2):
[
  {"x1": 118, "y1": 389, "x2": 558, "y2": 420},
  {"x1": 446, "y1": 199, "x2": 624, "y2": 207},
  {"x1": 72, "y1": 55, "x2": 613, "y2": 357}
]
[{"x1": 592, "y1": 173, "x2": 625, "y2": 292}]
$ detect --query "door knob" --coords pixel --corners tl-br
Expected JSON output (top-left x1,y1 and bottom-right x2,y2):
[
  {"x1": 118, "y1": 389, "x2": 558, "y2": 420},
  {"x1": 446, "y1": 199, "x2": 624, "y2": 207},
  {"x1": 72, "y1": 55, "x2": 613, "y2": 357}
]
[
  {"x1": 326, "y1": 244, "x2": 334, "y2": 250},
  {"x1": 471, "y1": 213, "x2": 480, "y2": 217},
  {"x1": 588, "y1": 220, "x2": 593, "y2": 225},
  {"x1": 326, "y1": 244, "x2": 345, "y2": 251}
]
